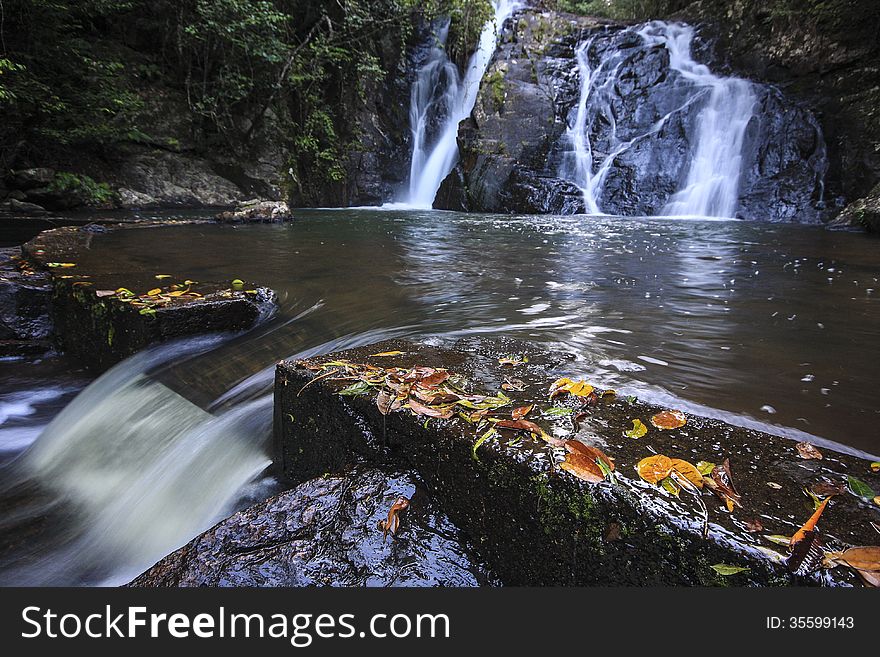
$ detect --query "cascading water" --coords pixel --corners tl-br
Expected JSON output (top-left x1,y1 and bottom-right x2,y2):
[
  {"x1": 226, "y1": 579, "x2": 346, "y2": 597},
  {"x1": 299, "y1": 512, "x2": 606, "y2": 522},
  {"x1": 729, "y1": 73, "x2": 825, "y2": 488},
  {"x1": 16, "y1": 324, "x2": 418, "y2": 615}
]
[
  {"x1": 642, "y1": 23, "x2": 757, "y2": 218},
  {"x1": 560, "y1": 21, "x2": 757, "y2": 219},
  {"x1": 405, "y1": 0, "x2": 520, "y2": 208}
]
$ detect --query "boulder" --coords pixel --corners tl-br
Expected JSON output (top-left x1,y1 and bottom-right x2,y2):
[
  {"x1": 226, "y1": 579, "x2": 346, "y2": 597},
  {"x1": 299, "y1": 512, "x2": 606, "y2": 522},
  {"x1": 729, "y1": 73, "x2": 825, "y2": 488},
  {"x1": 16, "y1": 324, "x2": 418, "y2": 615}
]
[
  {"x1": 9, "y1": 168, "x2": 55, "y2": 190},
  {"x1": 7, "y1": 199, "x2": 49, "y2": 216},
  {"x1": 0, "y1": 247, "x2": 52, "y2": 341},
  {"x1": 827, "y1": 182, "x2": 880, "y2": 233},
  {"x1": 215, "y1": 199, "x2": 293, "y2": 223},
  {"x1": 130, "y1": 467, "x2": 493, "y2": 587}
]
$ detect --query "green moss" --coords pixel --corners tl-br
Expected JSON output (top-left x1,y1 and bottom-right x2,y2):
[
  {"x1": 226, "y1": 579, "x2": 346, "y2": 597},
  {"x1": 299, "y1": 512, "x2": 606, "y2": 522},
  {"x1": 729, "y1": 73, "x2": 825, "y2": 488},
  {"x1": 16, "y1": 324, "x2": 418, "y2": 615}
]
[{"x1": 486, "y1": 69, "x2": 506, "y2": 112}]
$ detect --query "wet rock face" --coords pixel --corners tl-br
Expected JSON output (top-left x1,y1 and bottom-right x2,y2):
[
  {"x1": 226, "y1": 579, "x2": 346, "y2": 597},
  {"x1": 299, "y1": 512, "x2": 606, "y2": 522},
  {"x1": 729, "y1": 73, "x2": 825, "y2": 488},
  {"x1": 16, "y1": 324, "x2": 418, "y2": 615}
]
[
  {"x1": 437, "y1": 10, "x2": 828, "y2": 223},
  {"x1": 130, "y1": 468, "x2": 493, "y2": 587},
  {"x1": 827, "y1": 182, "x2": 880, "y2": 233},
  {"x1": 0, "y1": 247, "x2": 52, "y2": 343},
  {"x1": 215, "y1": 199, "x2": 293, "y2": 223}
]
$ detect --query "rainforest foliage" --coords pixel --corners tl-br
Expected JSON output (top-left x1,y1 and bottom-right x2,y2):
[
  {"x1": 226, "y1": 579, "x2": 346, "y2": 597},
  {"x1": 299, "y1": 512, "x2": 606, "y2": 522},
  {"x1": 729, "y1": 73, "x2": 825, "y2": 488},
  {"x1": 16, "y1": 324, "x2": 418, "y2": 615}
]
[{"x1": 0, "y1": 0, "x2": 491, "y2": 171}]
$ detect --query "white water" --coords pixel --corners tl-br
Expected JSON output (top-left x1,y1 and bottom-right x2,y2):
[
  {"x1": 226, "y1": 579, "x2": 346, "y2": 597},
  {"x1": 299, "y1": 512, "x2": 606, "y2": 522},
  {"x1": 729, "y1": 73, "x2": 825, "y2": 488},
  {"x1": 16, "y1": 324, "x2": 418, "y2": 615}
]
[
  {"x1": 18, "y1": 339, "x2": 273, "y2": 584},
  {"x1": 404, "y1": 0, "x2": 520, "y2": 208},
  {"x1": 642, "y1": 22, "x2": 756, "y2": 218},
  {"x1": 561, "y1": 21, "x2": 756, "y2": 218}
]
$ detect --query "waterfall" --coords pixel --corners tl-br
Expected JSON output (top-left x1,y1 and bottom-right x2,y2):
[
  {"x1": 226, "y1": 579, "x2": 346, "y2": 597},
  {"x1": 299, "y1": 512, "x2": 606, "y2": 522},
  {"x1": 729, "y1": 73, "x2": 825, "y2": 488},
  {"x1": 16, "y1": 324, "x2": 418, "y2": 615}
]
[
  {"x1": 642, "y1": 22, "x2": 756, "y2": 218},
  {"x1": 560, "y1": 21, "x2": 757, "y2": 219},
  {"x1": 405, "y1": 0, "x2": 520, "y2": 208}
]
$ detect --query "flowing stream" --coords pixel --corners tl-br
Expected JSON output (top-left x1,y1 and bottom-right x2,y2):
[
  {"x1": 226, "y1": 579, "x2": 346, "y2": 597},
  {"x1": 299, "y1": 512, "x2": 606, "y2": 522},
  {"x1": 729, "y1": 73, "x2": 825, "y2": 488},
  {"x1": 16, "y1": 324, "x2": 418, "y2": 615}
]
[
  {"x1": 1, "y1": 209, "x2": 879, "y2": 585},
  {"x1": 561, "y1": 21, "x2": 757, "y2": 218},
  {"x1": 404, "y1": 0, "x2": 520, "y2": 207}
]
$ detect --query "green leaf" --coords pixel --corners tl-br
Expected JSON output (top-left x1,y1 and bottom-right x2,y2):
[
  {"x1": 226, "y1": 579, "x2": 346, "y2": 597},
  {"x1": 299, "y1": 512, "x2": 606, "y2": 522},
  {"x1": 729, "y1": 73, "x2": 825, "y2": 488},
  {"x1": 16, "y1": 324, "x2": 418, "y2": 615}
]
[
  {"x1": 624, "y1": 419, "x2": 647, "y2": 439},
  {"x1": 660, "y1": 476, "x2": 680, "y2": 497},
  {"x1": 710, "y1": 564, "x2": 750, "y2": 576},
  {"x1": 764, "y1": 534, "x2": 791, "y2": 546},
  {"x1": 847, "y1": 475, "x2": 877, "y2": 500},
  {"x1": 138, "y1": 307, "x2": 156, "y2": 318},
  {"x1": 472, "y1": 427, "x2": 497, "y2": 461},
  {"x1": 338, "y1": 381, "x2": 371, "y2": 396},
  {"x1": 542, "y1": 407, "x2": 574, "y2": 417},
  {"x1": 696, "y1": 461, "x2": 716, "y2": 476}
]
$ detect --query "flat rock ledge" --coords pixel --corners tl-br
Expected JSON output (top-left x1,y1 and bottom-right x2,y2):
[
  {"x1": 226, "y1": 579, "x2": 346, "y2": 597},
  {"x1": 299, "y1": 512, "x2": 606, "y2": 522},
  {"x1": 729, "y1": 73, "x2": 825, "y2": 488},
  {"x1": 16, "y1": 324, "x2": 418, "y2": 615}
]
[
  {"x1": 273, "y1": 338, "x2": 880, "y2": 586},
  {"x1": 131, "y1": 467, "x2": 495, "y2": 587},
  {"x1": 19, "y1": 224, "x2": 276, "y2": 371}
]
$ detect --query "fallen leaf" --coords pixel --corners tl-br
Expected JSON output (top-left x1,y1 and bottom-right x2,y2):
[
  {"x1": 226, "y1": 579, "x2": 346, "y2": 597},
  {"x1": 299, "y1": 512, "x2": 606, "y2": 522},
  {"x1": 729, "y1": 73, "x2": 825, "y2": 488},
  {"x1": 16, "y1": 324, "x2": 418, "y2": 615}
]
[
  {"x1": 498, "y1": 354, "x2": 528, "y2": 366},
  {"x1": 696, "y1": 461, "x2": 716, "y2": 476},
  {"x1": 710, "y1": 564, "x2": 750, "y2": 576},
  {"x1": 624, "y1": 419, "x2": 647, "y2": 439},
  {"x1": 796, "y1": 441, "x2": 823, "y2": 460},
  {"x1": 823, "y1": 546, "x2": 880, "y2": 587},
  {"x1": 810, "y1": 480, "x2": 846, "y2": 498},
  {"x1": 472, "y1": 427, "x2": 497, "y2": 460},
  {"x1": 47, "y1": 262, "x2": 76, "y2": 268},
  {"x1": 370, "y1": 350, "x2": 406, "y2": 357},
  {"x1": 848, "y1": 475, "x2": 877, "y2": 501},
  {"x1": 767, "y1": 482, "x2": 782, "y2": 490},
  {"x1": 765, "y1": 534, "x2": 792, "y2": 546},
  {"x1": 871, "y1": 462, "x2": 880, "y2": 473},
  {"x1": 600, "y1": 389, "x2": 616, "y2": 399},
  {"x1": 705, "y1": 459, "x2": 741, "y2": 510},
  {"x1": 378, "y1": 496, "x2": 410, "y2": 542},
  {"x1": 376, "y1": 389, "x2": 395, "y2": 415},
  {"x1": 495, "y1": 418, "x2": 545, "y2": 436},
  {"x1": 790, "y1": 496, "x2": 832, "y2": 549},
  {"x1": 559, "y1": 451, "x2": 605, "y2": 483},
  {"x1": 146, "y1": 288, "x2": 162, "y2": 296},
  {"x1": 564, "y1": 441, "x2": 614, "y2": 471},
  {"x1": 95, "y1": 290, "x2": 116, "y2": 298},
  {"x1": 743, "y1": 518, "x2": 764, "y2": 532},
  {"x1": 549, "y1": 378, "x2": 593, "y2": 399},
  {"x1": 542, "y1": 407, "x2": 574, "y2": 417},
  {"x1": 339, "y1": 381, "x2": 371, "y2": 396},
  {"x1": 511, "y1": 405, "x2": 533, "y2": 420},
  {"x1": 636, "y1": 454, "x2": 674, "y2": 485},
  {"x1": 155, "y1": 274, "x2": 172, "y2": 280},
  {"x1": 407, "y1": 398, "x2": 453, "y2": 419},
  {"x1": 670, "y1": 458, "x2": 704, "y2": 489},
  {"x1": 501, "y1": 377, "x2": 525, "y2": 391},
  {"x1": 650, "y1": 410, "x2": 686, "y2": 430}
]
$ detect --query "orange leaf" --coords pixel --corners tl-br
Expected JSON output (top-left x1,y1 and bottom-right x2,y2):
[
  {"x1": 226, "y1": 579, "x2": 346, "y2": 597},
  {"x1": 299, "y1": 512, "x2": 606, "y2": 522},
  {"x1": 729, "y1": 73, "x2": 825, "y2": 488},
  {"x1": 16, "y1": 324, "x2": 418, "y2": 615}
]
[
  {"x1": 796, "y1": 441, "x2": 823, "y2": 460},
  {"x1": 512, "y1": 405, "x2": 533, "y2": 420},
  {"x1": 565, "y1": 441, "x2": 614, "y2": 471},
  {"x1": 650, "y1": 410, "x2": 686, "y2": 430},
  {"x1": 559, "y1": 452, "x2": 606, "y2": 483},
  {"x1": 637, "y1": 454, "x2": 674, "y2": 484},
  {"x1": 670, "y1": 458, "x2": 704, "y2": 489}
]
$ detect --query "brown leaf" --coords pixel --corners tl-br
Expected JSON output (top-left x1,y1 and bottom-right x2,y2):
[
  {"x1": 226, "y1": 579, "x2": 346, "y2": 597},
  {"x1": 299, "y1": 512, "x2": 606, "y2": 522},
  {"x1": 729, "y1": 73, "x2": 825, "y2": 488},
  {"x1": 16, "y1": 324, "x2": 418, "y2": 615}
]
[
  {"x1": 810, "y1": 480, "x2": 846, "y2": 498},
  {"x1": 495, "y1": 419, "x2": 545, "y2": 436},
  {"x1": 376, "y1": 390, "x2": 395, "y2": 416},
  {"x1": 707, "y1": 458, "x2": 741, "y2": 509},
  {"x1": 564, "y1": 440, "x2": 614, "y2": 471},
  {"x1": 559, "y1": 451, "x2": 605, "y2": 483},
  {"x1": 796, "y1": 441, "x2": 823, "y2": 460},
  {"x1": 512, "y1": 405, "x2": 534, "y2": 420},
  {"x1": 649, "y1": 410, "x2": 687, "y2": 430},
  {"x1": 823, "y1": 546, "x2": 880, "y2": 575},
  {"x1": 407, "y1": 398, "x2": 453, "y2": 419},
  {"x1": 378, "y1": 496, "x2": 410, "y2": 542},
  {"x1": 743, "y1": 518, "x2": 764, "y2": 533}
]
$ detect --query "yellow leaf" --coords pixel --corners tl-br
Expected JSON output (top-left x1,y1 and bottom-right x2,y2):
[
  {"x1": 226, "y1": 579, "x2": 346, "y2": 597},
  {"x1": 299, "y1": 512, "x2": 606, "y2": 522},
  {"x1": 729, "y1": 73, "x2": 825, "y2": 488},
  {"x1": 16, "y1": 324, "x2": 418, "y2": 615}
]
[
  {"x1": 155, "y1": 274, "x2": 172, "y2": 280},
  {"x1": 146, "y1": 288, "x2": 162, "y2": 296},
  {"x1": 370, "y1": 350, "x2": 406, "y2": 357},
  {"x1": 624, "y1": 419, "x2": 647, "y2": 439},
  {"x1": 670, "y1": 458, "x2": 704, "y2": 489}
]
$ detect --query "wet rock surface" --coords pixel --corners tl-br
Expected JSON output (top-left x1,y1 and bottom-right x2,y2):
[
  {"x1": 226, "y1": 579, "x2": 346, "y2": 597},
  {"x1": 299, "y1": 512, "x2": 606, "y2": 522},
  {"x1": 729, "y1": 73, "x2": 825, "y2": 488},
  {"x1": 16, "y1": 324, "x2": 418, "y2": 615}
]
[
  {"x1": 437, "y1": 9, "x2": 828, "y2": 222},
  {"x1": 215, "y1": 199, "x2": 293, "y2": 223},
  {"x1": 274, "y1": 337, "x2": 880, "y2": 586},
  {"x1": 19, "y1": 224, "x2": 276, "y2": 371},
  {"x1": 0, "y1": 247, "x2": 53, "y2": 346},
  {"x1": 827, "y1": 182, "x2": 880, "y2": 234},
  {"x1": 131, "y1": 467, "x2": 494, "y2": 587}
]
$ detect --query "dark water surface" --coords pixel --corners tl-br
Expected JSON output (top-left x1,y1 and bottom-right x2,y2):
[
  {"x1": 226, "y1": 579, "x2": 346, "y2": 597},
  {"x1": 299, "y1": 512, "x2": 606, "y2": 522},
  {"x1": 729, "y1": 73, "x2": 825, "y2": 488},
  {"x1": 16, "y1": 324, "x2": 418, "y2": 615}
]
[{"x1": 77, "y1": 209, "x2": 880, "y2": 455}]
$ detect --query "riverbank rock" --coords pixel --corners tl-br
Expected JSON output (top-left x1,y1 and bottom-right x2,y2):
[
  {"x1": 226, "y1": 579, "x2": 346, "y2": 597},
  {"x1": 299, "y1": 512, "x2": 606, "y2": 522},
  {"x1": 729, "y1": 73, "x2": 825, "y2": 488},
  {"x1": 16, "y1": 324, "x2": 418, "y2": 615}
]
[
  {"x1": 20, "y1": 224, "x2": 277, "y2": 371},
  {"x1": 130, "y1": 467, "x2": 494, "y2": 587},
  {"x1": 827, "y1": 182, "x2": 880, "y2": 233},
  {"x1": 436, "y1": 9, "x2": 828, "y2": 222},
  {"x1": 274, "y1": 337, "x2": 880, "y2": 586},
  {"x1": 216, "y1": 199, "x2": 293, "y2": 223},
  {"x1": 4, "y1": 199, "x2": 49, "y2": 216},
  {"x1": 0, "y1": 247, "x2": 52, "y2": 342}
]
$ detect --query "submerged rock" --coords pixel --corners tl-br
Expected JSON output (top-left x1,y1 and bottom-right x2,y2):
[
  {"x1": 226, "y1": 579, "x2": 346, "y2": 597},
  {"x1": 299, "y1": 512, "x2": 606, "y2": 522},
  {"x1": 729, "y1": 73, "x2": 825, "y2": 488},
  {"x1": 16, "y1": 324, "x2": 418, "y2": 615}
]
[
  {"x1": 0, "y1": 247, "x2": 52, "y2": 342},
  {"x1": 131, "y1": 467, "x2": 493, "y2": 587}
]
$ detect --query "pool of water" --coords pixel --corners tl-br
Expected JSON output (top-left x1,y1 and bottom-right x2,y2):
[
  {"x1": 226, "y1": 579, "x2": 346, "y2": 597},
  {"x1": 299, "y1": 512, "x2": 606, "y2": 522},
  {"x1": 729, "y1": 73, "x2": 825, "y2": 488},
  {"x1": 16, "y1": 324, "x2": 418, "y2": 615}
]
[
  {"x1": 1, "y1": 208, "x2": 879, "y2": 585},
  {"x1": 74, "y1": 209, "x2": 880, "y2": 454}
]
